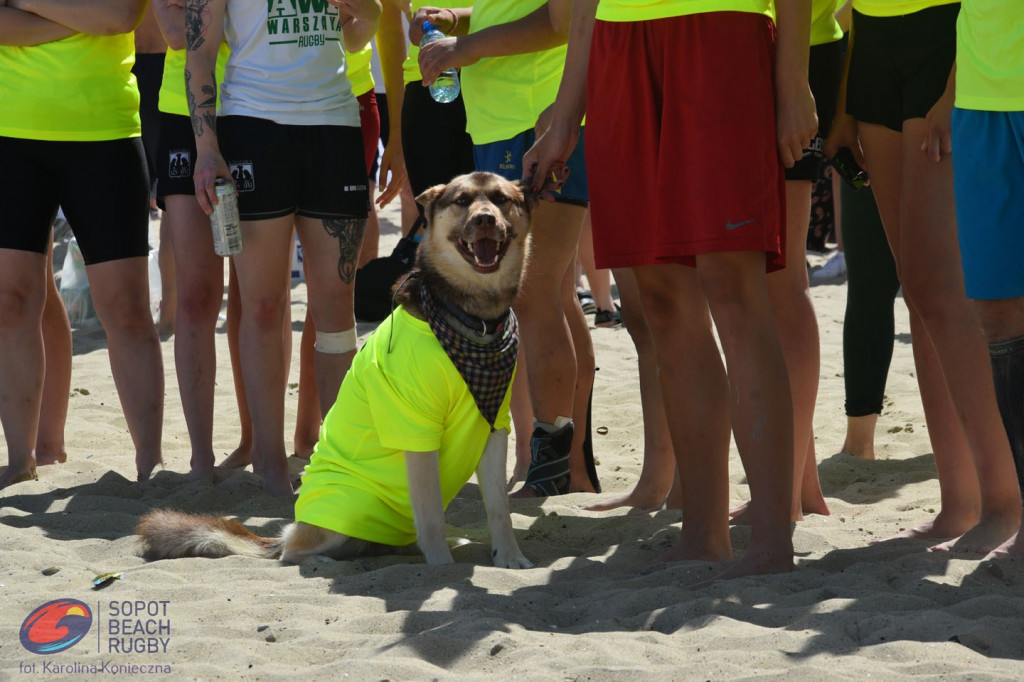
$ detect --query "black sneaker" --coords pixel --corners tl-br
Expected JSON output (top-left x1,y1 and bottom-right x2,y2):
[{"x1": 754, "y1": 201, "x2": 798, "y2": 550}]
[{"x1": 522, "y1": 423, "x2": 573, "y2": 496}]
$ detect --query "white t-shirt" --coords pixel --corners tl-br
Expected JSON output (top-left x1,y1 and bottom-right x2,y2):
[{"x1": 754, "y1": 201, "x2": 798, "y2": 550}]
[{"x1": 220, "y1": 0, "x2": 360, "y2": 127}]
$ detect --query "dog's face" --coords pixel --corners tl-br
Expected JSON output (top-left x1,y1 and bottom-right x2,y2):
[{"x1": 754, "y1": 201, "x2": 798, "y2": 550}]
[{"x1": 416, "y1": 172, "x2": 531, "y2": 298}]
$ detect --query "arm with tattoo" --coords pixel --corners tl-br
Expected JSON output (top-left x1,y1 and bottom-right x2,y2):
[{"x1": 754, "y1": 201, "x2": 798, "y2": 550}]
[{"x1": 185, "y1": 0, "x2": 229, "y2": 214}]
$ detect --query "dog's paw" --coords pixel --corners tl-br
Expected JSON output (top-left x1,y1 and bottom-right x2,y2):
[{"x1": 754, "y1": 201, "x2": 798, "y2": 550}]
[
  {"x1": 492, "y1": 545, "x2": 533, "y2": 569},
  {"x1": 423, "y1": 549, "x2": 455, "y2": 566}
]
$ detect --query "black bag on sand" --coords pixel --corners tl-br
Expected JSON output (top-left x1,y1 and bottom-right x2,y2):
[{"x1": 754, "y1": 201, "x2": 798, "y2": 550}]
[{"x1": 354, "y1": 216, "x2": 424, "y2": 323}]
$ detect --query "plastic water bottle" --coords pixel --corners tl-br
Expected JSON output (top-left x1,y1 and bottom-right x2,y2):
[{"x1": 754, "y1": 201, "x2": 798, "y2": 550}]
[{"x1": 420, "y1": 20, "x2": 460, "y2": 103}]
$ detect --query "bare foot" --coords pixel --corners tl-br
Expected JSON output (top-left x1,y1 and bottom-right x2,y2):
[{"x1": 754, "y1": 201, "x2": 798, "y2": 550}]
[
  {"x1": 984, "y1": 529, "x2": 1024, "y2": 560},
  {"x1": 35, "y1": 449, "x2": 68, "y2": 466},
  {"x1": 136, "y1": 452, "x2": 164, "y2": 482},
  {"x1": 0, "y1": 463, "x2": 39, "y2": 489},
  {"x1": 730, "y1": 501, "x2": 808, "y2": 525},
  {"x1": 582, "y1": 488, "x2": 668, "y2": 513},
  {"x1": 930, "y1": 514, "x2": 1021, "y2": 555},
  {"x1": 655, "y1": 534, "x2": 733, "y2": 565},
  {"x1": 219, "y1": 443, "x2": 253, "y2": 470},
  {"x1": 261, "y1": 458, "x2": 295, "y2": 497},
  {"x1": 690, "y1": 545, "x2": 794, "y2": 587},
  {"x1": 841, "y1": 415, "x2": 879, "y2": 460},
  {"x1": 800, "y1": 488, "x2": 831, "y2": 517},
  {"x1": 868, "y1": 511, "x2": 976, "y2": 545},
  {"x1": 188, "y1": 451, "x2": 216, "y2": 484}
]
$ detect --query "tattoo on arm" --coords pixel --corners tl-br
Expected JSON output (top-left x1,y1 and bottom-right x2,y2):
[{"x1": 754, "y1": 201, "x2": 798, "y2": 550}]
[
  {"x1": 185, "y1": 0, "x2": 210, "y2": 51},
  {"x1": 323, "y1": 218, "x2": 367, "y2": 284},
  {"x1": 185, "y1": 67, "x2": 217, "y2": 139}
]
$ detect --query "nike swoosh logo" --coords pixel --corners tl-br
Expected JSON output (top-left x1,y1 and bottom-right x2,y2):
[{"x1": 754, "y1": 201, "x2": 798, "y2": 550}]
[{"x1": 726, "y1": 219, "x2": 756, "y2": 231}]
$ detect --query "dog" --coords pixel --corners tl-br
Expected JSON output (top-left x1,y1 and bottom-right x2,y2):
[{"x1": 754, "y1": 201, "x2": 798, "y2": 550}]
[{"x1": 137, "y1": 172, "x2": 534, "y2": 569}]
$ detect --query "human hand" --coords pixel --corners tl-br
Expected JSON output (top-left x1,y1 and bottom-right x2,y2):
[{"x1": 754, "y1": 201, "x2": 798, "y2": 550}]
[
  {"x1": 920, "y1": 86, "x2": 954, "y2": 163},
  {"x1": 417, "y1": 35, "x2": 478, "y2": 86},
  {"x1": 775, "y1": 77, "x2": 818, "y2": 168},
  {"x1": 823, "y1": 112, "x2": 867, "y2": 172},
  {"x1": 191, "y1": 150, "x2": 231, "y2": 216},
  {"x1": 376, "y1": 142, "x2": 408, "y2": 207},
  {"x1": 408, "y1": 6, "x2": 451, "y2": 44},
  {"x1": 522, "y1": 121, "x2": 577, "y2": 201},
  {"x1": 328, "y1": 0, "x2": 382, "y2": 22}
]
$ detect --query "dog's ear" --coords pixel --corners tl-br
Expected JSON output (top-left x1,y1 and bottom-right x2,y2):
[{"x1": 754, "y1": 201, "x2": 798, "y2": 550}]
[{"x1": 415, "y1": 184, "x2": 446, "y2": 215}]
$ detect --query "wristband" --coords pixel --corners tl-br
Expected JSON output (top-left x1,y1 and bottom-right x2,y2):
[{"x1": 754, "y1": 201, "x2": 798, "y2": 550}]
[{"x1": 442, "y1": 8, "x2": 459, "y2": 35}]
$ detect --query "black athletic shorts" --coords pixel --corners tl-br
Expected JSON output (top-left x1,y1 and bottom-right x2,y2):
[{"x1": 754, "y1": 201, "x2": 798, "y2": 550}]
[
  {"x1": 786, "y1": 38, "x2": 844, "y2": 182},
  {"x1": 0, "y1": 135, "x2": 150, "y2": 264},
  {"x1": 846, "y1": 4, "x2": 959, "y2": 133},
  {"x1": 155, "y1": 112, "x2": 197, "y2": 208},
  {"x1": 217, "y1": 115, "x2": 370, "y2": 221},
  {"x1": 401, "y1": 80, "x2": 475, "y2": 198}
]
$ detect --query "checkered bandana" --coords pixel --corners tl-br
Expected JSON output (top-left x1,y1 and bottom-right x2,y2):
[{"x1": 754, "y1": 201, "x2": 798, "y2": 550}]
[{"x1": 419, "y1": 279, "x2": 518, "y2": 429}]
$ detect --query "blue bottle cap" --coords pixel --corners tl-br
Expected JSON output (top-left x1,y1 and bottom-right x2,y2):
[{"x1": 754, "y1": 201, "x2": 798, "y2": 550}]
[{"x1": 423, "y1": 20, "x2": 436, "y2": 33}]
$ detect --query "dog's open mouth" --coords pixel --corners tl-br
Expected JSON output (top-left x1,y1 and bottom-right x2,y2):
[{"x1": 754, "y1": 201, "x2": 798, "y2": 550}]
[{"x1": 456, "y1": 236, "x2": 511, "y2": 273}]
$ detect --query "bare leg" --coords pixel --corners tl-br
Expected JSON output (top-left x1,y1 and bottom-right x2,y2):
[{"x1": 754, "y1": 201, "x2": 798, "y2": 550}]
[
  {"x1": 697, "y1": 251, "x2": 794, "y2": 578},
  {"x1": 562, "y1": 260, "x2": 598, "y2": 493},
  {"x1": 221, "y1": 263, "x2": 253, "y2": 470},
  {"x1": 508, "y1": 353, "x2": 532, "y2": 487},
  {"x1": 295, "y1": 214, "x2": 364, "y2": 417},
  {"x1": 577, "y1": 212, "x2": 616, "y2": 312},
  {"x1": 861, "y1": 121, "x2": 1021, "y2": 551},
  {"x1": 37, "y1": 239, "x2": 71, "y2": 466},
  {"x1": 293, "y1": 309, "x2": 321, "y2": 457},
  {"x1": 0, "y1": 249, "x2": 47, "y2": 488},
  {"x1": 632, "y1": 264, "x2": 733, "y2": 564},
  {"x1": 87, "y1": 257, "x2": 164, "y2": 481},
  {"x1": 510, "y1": 201, "x2": 587, "y2": 498},
  {"x1": 157, "y1": 216, "x2": 176, "y2": 336},
  {"x1": 357, "y1": 181, "x2": 380, "y2": 269},
  {"x1": 584, "y1": 268, "x2": 677, "y2": 512},
  {"x1": 230, "y1": 217, "x2": 294, "y2": 496},
  {"x1": 165, "y1": 195, "x2": 223, "y2": 482}
]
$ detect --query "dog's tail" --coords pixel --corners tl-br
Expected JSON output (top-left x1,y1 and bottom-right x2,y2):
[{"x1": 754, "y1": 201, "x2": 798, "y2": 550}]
[{"x1": 135, "y1": 510, "x2": 284, "y2": 560}]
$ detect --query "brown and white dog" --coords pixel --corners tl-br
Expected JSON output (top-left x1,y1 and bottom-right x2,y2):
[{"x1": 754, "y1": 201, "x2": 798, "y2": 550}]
[{"x1": 136, "y1": 172, "x2": 534, "y2": 568}]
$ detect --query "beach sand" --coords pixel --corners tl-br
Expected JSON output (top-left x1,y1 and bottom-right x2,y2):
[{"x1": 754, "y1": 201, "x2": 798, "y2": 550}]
[{"x1": 2, "y1": 204, "x2": 1022, "y2": 680}]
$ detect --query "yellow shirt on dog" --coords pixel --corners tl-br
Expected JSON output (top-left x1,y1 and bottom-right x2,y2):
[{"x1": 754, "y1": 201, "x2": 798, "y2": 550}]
[{"x1": 295, "y1": 306, "x2": 514, "y2": 547}]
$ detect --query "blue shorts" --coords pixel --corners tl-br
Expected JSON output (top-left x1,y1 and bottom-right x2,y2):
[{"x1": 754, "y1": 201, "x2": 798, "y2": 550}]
[
  {"x1": 473, "y1": 128, "x2": 589, "y2": 206},
  {"x1": 953, "y1": 107, "x2": 1024, "y2": 300}
]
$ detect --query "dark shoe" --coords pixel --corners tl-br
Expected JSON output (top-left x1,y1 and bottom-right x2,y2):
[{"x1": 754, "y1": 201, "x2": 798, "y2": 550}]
[
  {"x1": 576, "y1": 288, "x2": 597, "y2": 315},
  {"x1": 594, "y1": 305, "x2": 622, "y2": 328},
  {"x1": 522, "y1": 423, "x2": 573, "y2": 496}
]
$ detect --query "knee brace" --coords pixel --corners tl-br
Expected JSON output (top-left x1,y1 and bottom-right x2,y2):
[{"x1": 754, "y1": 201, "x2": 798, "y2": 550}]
[{"x1": 315, "y1": 327, "x2": 358, "y2": 354}]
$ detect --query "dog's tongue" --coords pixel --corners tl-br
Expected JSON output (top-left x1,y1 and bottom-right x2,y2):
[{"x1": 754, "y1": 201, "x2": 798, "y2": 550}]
[{"x1": 472, "y1": 239, "x2": 499, "y2": 266}]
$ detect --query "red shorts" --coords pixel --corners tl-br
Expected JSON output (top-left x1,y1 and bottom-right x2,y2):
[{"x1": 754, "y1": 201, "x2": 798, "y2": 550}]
[
  {"x1": 586, "y1": 12, "x2": 786, "y2": 271},
  {"x1": 357, "y1": 90, "x2": 381, "y2": 175}
]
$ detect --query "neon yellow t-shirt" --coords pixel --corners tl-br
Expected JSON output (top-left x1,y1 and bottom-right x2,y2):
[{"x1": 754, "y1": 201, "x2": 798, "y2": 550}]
[
  {"x1": 461, "y1": 0, "x2": 567, "y2": 145},
  {"x1": 403, "y1": 0, "x2": 474, "y2": 85},
  {"x1": 0, "y1": 33, "x2": 140, "y2": 141},
  {"x1": 294, "y1": 307, "x2": 514, "y2": 546},
  {"x1": 596, "y1": 0, "x2": 773, "y2": 22},
  {"x1": 851, "y1": 0, "x2": 959, "y2": 17},
  {"x1": 346, "y1": 44, "x2": 374, "y2": 98},
  {"x1": 158, "y1": 43, "x2": 232, "y2": 117},
  {"x1": 810, "y1": 0, "x2": 843, "y2": 45},
  {"x1": 955, "y1": 0, "x2": 1024, "y2": 112}
]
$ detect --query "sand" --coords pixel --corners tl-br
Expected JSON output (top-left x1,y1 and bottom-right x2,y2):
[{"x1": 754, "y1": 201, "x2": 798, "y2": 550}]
[{"x1": 2, "y1": 204, "x2": 1023, "y2": 681}]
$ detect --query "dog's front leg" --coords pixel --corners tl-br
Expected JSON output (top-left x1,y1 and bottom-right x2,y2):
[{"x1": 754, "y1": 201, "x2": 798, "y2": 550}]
[
  {"x1": 477, "y1": 430, "x2": 532, "y2": 568},
  {"x1": 405, "y1": 450, "x2": 454, "y2": 565}
]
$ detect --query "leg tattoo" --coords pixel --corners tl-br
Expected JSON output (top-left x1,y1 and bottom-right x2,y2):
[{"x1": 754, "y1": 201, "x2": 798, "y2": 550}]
[{"x1": 323, "y1": 218, "x2": 366, "y2": 285}]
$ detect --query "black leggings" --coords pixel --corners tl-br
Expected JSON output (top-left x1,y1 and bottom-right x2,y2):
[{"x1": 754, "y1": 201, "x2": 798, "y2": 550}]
[
  {"x1": 401, "y1": 80, "x2": 475, "y2": 199},
  {"x1": 841, "y1": 182, "x2": 901, "y2": 416}
]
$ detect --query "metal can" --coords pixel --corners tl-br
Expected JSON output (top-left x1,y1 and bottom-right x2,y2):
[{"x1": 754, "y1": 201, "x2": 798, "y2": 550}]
[{"x1": 210, "y1": 178, "x2": 242, "y2": 257}]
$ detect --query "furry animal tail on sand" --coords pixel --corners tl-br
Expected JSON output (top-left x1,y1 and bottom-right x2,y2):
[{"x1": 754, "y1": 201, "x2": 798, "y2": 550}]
[{"x1": 135, "y1": 510, "x2": 284, "y2": 560}]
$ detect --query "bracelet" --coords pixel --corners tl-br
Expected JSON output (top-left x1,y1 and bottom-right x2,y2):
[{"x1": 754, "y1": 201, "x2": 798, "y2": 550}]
[{"x1": 442, "y1": 8, "x2": 459, "y2": 35}]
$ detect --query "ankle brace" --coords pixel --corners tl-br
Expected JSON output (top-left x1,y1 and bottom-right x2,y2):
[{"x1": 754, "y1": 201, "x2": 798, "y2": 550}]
[{"x1": 990, "y1": 335, "x2": 1024, "y2": 493}]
